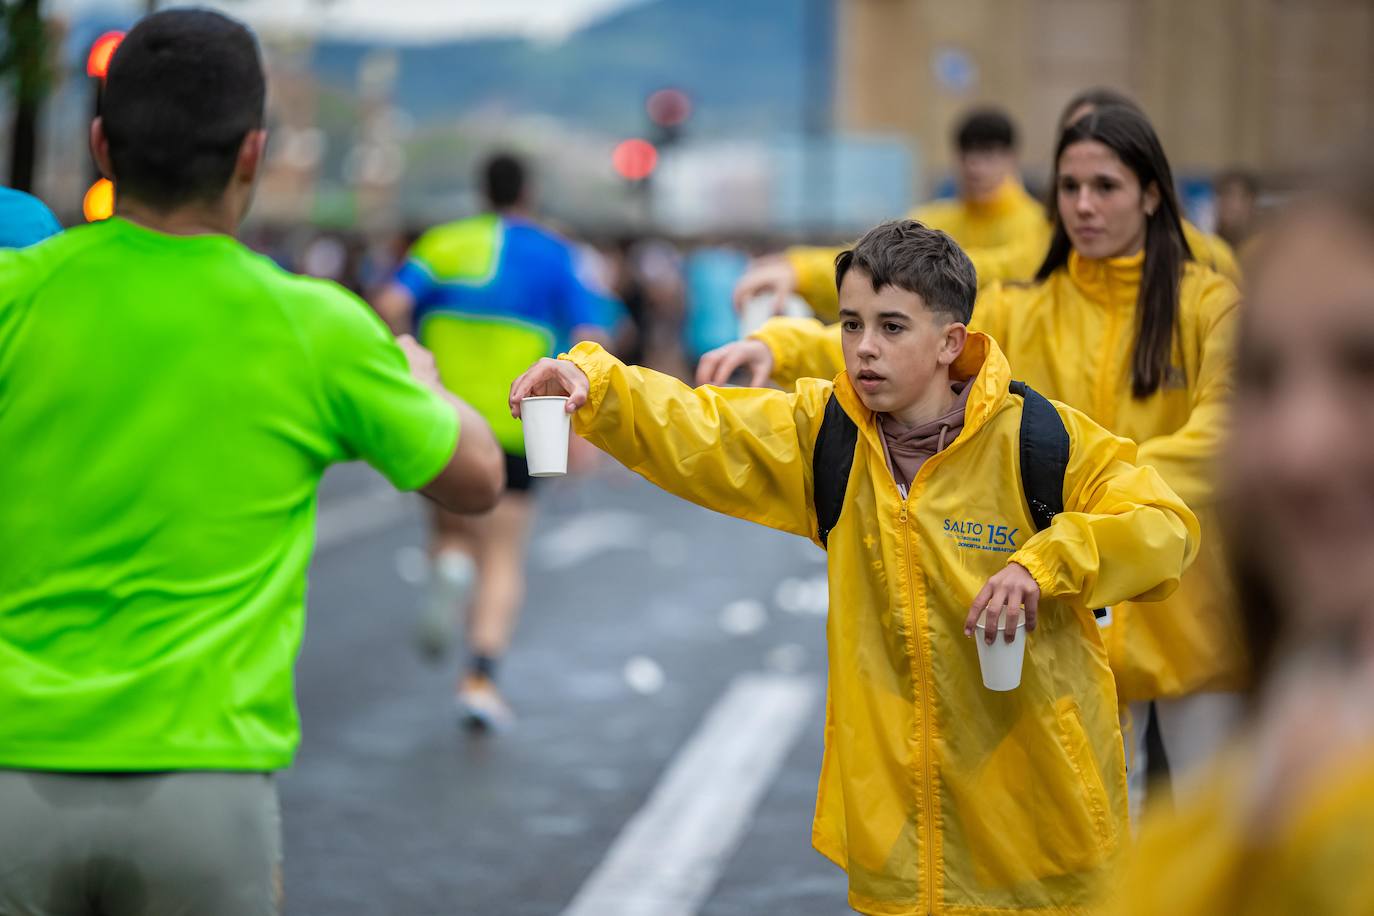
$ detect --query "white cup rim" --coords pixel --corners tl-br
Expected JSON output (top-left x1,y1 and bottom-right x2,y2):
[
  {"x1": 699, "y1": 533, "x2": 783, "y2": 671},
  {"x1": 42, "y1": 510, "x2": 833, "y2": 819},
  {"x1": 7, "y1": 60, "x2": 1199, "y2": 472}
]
[
  {"x1": 521, "y1": 395, "x2": 570, "y2": 402},
  {"x1": 981, "y1": 619, "x2": 1028, "y2": 632}
]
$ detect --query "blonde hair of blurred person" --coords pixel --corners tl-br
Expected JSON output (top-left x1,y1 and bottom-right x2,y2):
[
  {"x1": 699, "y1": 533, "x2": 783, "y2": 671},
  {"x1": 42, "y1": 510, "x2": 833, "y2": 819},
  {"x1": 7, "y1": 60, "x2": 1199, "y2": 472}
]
[
  {"x1": 713, "y1": 105, "x2": 1247, "y2": 822},
  {"x1": 736, "y1": 107, "x2": 1044, "y2": 323},
  {"x1": 1109, "y1": 148, "x2": 1374, "y2": 915}
]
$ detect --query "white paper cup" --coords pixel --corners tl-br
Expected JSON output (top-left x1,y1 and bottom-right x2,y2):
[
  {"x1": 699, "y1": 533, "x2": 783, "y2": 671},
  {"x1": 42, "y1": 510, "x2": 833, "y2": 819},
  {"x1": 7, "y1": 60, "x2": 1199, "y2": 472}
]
[
  {"x1": 974, "y1": 620, "x2": 1027, "y2": 691},
  {"x1": 738, "y1": 293, "x2": 814, "y2": 338},
  {"x1": 521, "y1": 396, "x2": 571, "y2": 477}
]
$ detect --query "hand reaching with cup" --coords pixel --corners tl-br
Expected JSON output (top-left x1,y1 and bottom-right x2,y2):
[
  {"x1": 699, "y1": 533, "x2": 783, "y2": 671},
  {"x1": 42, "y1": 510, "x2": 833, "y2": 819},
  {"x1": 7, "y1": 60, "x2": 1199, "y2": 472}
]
[
  {"x1": 509, "y1": 357, "x2": 590, "y2": 419},
  {"x1": 695, "y1": 339, "x2": 775, "y2": 388},
  {"x1": 965, "y1": 563, "x2": 1040, "y2": 645}
]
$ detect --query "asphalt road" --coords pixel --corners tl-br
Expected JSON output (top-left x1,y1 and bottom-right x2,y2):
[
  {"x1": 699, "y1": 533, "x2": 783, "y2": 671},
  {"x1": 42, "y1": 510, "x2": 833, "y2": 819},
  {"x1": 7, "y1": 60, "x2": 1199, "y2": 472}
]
[{"x1": 283, "y1": 460, "x2": 850, "y2": 915}]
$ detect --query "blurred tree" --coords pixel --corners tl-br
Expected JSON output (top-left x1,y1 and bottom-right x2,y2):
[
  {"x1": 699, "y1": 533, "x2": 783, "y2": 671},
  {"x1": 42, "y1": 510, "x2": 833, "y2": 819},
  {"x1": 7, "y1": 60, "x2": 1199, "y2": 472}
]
[{"x1": 1, "y1": 0, "x2": 52, "y2": 192}]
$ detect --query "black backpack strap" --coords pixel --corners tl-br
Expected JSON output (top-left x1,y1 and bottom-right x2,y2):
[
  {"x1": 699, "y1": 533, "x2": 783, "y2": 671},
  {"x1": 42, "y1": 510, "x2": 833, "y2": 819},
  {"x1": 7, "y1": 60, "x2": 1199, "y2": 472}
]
[
  {"x1": 1009, "y1": 380, "x2": 1069, "y2": 533},
  {"x1": 812, "y1": 393, "x2": 859, "y2": 547},
  {"x1": 1011, "y1": 380, "x2": 1107, "y2": 621}
]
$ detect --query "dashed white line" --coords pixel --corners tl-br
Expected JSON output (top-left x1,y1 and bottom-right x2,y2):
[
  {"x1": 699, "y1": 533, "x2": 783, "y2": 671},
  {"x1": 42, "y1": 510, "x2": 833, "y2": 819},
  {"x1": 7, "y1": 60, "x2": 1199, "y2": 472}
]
[{"x1": 561, "y1": 673, "x2": 818, "y2": 916}]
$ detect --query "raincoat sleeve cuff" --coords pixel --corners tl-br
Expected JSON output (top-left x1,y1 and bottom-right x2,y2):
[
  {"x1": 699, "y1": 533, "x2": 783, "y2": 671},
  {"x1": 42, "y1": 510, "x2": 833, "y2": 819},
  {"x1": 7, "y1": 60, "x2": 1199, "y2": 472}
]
[
  {"x1": 560, "y1": 341, "x2": 615, "y2": 422},
  {"x1": 1007, "y1": 547, "x2": 1058, "y2": 598},
  {"x1": 749, "y1": 321, "x2": 794, "y2": 386}
]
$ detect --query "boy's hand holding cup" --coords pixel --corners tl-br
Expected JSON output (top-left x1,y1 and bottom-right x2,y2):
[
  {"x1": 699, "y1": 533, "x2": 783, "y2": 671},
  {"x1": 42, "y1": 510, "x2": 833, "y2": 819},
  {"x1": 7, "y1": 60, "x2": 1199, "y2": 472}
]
[
  {"x1": 966, "y1": 563, "x2": 1039, "y2": 691},
  {"x1": 509, "y1": 358, "x2": 590, "y2": 478}
]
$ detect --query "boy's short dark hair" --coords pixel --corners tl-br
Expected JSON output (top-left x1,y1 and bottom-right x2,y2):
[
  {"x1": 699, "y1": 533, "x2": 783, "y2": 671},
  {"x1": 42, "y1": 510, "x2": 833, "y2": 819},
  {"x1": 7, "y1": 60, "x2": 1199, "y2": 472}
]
[
  {"x1": 482, "y1": 153, "x2": 527, "y2": 209},
  {"x1": 954, "y1": 108, "x2": 1017, "y2": 154},
  {"x1": 102, "y1": 9, "x2": 265, "y2": 210},
  {"x1": 835, "y1": 220, "x2": 978, "y2": 324}
]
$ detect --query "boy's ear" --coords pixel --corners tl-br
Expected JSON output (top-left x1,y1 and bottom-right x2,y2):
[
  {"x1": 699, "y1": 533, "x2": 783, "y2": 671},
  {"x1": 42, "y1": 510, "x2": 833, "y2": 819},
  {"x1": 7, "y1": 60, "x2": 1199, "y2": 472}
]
[{"x1": 938, "y1": 323, "x2": 968, "y2": 367}]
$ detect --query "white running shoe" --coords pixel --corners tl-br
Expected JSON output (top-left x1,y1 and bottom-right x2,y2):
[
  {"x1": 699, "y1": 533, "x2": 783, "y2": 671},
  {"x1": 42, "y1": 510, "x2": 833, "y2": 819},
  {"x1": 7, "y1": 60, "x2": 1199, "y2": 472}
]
[
  {"x1": 415, "y1": 551, "x2": 475, "y2": 661},
  {"x1": 456, "y1": 674, "x2": 516, "y2": 733}
]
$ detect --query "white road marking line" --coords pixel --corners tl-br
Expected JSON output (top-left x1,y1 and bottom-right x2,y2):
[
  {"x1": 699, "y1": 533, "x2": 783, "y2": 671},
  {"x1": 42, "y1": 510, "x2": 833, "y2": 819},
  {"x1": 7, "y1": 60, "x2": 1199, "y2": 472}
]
[
  {"x1": 561, "y1": 673, "x2": 818, "y2": 916},
  {"x1": 315, "y1": 487, "x2": 410, "y2": 551}
]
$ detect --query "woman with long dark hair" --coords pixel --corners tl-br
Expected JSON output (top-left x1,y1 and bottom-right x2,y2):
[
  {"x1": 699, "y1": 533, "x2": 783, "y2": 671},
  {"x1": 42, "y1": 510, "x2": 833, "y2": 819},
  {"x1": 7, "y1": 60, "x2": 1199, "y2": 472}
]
[
  {"x1": 985, "y1": 105, "x2": 1248, "y2": 819},
  {"x1": 720, "y1": 104, "x2": 1246, "y2": 819},
  {"x1": 1056, "y1": 87, "x2": 1240, "y2": 284},
  {"x1": 1110, "y1": 148, "x2": 1374, "y2": 912}
]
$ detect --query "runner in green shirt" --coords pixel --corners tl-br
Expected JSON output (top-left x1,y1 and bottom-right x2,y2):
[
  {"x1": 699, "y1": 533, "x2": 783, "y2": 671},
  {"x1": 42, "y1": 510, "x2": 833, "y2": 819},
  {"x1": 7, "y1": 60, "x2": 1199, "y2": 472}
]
[{"x1": 0, "y1": 10, "x2": 503, "y2": 916}]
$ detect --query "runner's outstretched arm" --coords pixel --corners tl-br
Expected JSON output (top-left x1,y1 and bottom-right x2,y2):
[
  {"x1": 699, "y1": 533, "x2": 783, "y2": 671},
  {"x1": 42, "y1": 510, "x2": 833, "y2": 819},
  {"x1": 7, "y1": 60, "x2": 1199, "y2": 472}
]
[
  {"x1": 373, "y1": 282, "x2": 417, "y2": 337},
  {"x1": 398, "y1": 335, "x2": 505, "y2": 513}
]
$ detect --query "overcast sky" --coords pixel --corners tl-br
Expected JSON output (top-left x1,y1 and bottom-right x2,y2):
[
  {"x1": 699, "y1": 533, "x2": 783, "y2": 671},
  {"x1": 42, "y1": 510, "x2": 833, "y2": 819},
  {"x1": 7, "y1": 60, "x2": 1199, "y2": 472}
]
[{"x1": 48, "y1": 0, "x2": 648, "y2": 42}]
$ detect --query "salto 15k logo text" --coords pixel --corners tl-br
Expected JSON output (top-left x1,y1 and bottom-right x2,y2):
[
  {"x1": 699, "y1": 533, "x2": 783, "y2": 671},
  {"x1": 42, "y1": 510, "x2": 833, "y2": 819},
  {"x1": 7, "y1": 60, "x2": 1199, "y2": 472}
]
[{"x1": 942, "y1": 518, "x2": 1020, "y2": 554}]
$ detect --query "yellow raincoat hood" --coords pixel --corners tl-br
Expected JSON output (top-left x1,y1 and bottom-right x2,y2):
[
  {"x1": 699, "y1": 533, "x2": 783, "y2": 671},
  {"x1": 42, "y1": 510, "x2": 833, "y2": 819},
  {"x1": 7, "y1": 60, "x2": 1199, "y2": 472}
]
[{"x1": 562, "y1": 335, "x2": 1197, "y2": 914}]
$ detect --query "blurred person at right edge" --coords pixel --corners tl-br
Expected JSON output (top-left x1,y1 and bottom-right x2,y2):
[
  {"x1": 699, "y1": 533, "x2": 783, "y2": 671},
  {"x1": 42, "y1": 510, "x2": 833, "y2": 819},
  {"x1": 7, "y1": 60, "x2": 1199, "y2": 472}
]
[
  {"x1": 736, "y1": 90, "x2": 1240, "y2": 325},
  {"x1": 373, "y1": 153, "x2": 620, "y2": 731},
  {"x1": 1107, "y1": 146, "x2": 1374, "y2": 914},
  {"x1": 738, "y1": 106, "x2": 1045, "y2": 322},
  {"x1": 704, "y1": 105, "x2": 1248, "y2": 822},
  {"x1": 1213, "y1": 167, "x2": 1262, "y2": 256}
]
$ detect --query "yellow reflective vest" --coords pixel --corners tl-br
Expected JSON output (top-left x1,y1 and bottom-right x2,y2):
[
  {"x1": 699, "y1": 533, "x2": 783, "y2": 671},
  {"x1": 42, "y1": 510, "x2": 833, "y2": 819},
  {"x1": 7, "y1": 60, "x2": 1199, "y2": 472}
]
[
  {"x1": 1107, "y1": 744, "x2": 1374, "y2": 915},
  {"x1": 561, "y1": 334, "x2": 1198, "y2": 914},
  {"x1": 752, "y1": 251, "x2": 1246, "y2": 702},
  {"x1": 787, "y1": 197, "x2": 1238, "y2": 323}
]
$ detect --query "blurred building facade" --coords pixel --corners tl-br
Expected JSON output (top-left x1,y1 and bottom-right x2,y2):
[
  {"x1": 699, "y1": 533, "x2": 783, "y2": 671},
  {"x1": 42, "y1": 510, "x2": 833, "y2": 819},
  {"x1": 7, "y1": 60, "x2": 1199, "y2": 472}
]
[{"x1": 840, "y1": 0, "x2": 1374, "y2": 190}]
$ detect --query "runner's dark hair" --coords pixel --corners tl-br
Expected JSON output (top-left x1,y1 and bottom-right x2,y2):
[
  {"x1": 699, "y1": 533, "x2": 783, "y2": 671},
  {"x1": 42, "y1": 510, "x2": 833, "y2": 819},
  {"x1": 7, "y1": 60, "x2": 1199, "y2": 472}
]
[{"x1": 101, "y1": 8, "x2": 265, "y2": 209}]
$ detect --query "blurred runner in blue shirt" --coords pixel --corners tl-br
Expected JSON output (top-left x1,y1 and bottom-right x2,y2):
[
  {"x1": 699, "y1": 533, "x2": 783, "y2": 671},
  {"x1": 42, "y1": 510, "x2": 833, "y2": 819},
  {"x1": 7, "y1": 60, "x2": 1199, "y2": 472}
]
[
  {"x1": 0, "y1": 187, "x2": 62, "y2": 248},
  {"x1": 374, "y1": 153, "x2": 620, "y2": 730}
]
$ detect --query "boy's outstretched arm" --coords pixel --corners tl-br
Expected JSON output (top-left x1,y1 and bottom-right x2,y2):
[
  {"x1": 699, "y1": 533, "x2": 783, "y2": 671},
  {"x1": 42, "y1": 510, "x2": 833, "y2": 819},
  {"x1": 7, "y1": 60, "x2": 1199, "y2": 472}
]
[
  {"x1": 1007, "y1": 404, "x2": 1201, "y2": 614},
  {"x1": 511, "y1": 343, "x2": 824, "y2": 539}
]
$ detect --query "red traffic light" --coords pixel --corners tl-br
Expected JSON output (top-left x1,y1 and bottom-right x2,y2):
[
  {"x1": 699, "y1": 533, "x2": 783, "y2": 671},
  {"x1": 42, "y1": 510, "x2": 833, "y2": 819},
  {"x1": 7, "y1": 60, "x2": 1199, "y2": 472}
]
[
  {"x1": 86, "y1": 31, "x2": 126, "y2": 80},
  {"x1": 612, "y1": 139, "x2": 658, "y2": 181},
  {"x1": 646, "y1": 88, "x2": 691, "y2": 128}
]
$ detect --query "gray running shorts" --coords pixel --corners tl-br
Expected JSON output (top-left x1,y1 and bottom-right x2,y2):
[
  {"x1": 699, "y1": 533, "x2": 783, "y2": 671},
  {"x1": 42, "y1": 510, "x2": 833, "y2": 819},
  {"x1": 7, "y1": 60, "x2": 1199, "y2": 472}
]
[{"x1": 0, "y1": 769, "x2": 281, "y2": 916}]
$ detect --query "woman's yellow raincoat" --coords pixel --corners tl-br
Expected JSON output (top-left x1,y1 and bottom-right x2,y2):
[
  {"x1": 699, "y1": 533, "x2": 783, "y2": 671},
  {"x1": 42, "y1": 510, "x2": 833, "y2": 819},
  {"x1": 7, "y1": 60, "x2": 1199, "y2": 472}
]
[
  {"x1": 561, "y1": 333, "x2": 1198, "y2": 914},
  {"x1": 752, "y1": 252, "x2": 1245, "y2": 703}
]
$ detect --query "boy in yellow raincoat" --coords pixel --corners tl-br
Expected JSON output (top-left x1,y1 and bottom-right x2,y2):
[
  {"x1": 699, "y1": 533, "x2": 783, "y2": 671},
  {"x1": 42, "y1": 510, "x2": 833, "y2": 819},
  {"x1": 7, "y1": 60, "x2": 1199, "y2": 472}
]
[{"x1": 510, "y1": 220, "x2": 1198, "y2": 915}]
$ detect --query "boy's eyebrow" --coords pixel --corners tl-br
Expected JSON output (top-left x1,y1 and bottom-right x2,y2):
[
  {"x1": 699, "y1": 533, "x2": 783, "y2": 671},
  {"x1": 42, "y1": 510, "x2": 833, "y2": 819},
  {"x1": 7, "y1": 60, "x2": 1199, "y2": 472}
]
[{"x1": 837, "y1": 309, "x2": 915, "y2": 321}]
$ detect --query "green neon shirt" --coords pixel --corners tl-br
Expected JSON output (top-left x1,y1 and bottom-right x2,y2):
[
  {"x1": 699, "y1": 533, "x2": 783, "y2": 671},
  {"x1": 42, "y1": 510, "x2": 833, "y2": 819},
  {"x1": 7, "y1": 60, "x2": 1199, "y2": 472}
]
[{"x1": 0, "y1": 218, "x2": 458, "y2": 771}]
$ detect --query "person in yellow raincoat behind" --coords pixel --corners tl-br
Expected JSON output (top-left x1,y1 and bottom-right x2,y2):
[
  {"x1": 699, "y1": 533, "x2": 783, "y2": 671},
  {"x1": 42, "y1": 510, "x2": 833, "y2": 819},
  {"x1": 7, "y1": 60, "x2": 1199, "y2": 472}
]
[
  {"x1": 705, "y1": 105, "x2": 1246, "y2": 820},
  {"x1": 1109, "y1": 148, "x2": 1374, "y2": 915},
  {"x1": 511, "y1": 220, "x2": 1198, "y2": 914},
  {"x1": 741, "y1": 89, "x2": 1239, "y2": 326},
  {"x1": 740, "y1": 107, "x2": 1047, "y2": 322}
]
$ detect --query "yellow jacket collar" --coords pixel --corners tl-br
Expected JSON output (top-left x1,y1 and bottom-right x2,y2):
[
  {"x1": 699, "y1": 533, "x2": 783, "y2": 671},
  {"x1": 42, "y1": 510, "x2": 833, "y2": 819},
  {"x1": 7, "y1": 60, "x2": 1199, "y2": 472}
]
[
  {"x1": 966, "y1": 178, "x2": 1033, "y2": 218},
  {"x1": 834, "y1": 332, "x2": 1012, "y2": 453},
  {"x1": 1067, "y1": 248, "x2": 1144, "y2": 309}
]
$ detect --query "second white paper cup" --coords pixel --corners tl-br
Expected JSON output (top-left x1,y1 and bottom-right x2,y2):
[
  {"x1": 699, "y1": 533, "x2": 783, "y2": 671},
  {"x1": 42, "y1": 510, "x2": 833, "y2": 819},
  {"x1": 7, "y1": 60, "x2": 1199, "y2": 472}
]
[
  {"x1": 521, "y1": 396, "x2": 571, "y2": 477},
  {"x1": 975, "y1": 620, "x2": 1027, "y2": 692}
]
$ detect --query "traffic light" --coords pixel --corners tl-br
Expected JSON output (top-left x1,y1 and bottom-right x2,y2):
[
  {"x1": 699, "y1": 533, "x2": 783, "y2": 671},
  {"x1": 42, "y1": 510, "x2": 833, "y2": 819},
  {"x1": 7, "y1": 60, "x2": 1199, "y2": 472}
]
[
  {"x1": 83, "y1": 178, "x2": 114, "y2": 222},
  {"x1": 612, "y1": 138, "x2": 658, "y2": 182},
  {"x1": 85, "y1": 31, "x2": 125, "y2": 79},
  {"x1": 85, "y1": 31, "x2": 126, "y2": 199},
  {"x1": 645, "y1": 87, "x2": 691, "y2": 149}
]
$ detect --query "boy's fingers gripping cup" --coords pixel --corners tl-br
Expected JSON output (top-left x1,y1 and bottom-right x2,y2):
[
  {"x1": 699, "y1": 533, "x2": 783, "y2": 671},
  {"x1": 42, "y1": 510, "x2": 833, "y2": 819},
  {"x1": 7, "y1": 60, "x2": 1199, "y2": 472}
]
[
  {"x1": 975, "y1": 619, "x2": 1027, "y2": 691},
  {"x1": 521, "y1": 396, "x2": 572, "y2": 477}
]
